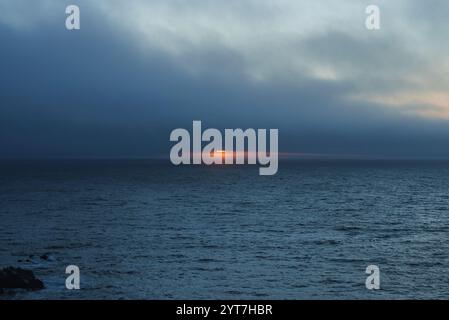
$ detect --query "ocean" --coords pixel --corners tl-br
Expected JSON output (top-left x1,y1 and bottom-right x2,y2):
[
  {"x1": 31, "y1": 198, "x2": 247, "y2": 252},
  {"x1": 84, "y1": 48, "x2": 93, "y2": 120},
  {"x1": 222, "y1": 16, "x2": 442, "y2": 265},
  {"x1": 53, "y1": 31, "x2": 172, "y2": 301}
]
[{"x1": 1, "y1": 159, "x2": 449, "y2": 299}]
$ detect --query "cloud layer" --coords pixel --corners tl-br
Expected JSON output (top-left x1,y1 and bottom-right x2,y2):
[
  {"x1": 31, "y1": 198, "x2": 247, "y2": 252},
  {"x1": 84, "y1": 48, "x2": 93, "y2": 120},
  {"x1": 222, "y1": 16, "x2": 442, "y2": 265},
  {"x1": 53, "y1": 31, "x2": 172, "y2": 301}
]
[{"x1": 1, "y1": 0, "x2": 449, "y2": 157}]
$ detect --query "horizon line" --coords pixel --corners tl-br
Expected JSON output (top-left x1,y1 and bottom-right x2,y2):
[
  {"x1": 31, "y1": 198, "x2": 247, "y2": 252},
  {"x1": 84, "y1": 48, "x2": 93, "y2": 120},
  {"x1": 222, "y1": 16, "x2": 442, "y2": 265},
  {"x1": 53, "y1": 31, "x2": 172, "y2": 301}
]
[{"x1": 4, "y1": 154, "x2": 449, "y2": 161}]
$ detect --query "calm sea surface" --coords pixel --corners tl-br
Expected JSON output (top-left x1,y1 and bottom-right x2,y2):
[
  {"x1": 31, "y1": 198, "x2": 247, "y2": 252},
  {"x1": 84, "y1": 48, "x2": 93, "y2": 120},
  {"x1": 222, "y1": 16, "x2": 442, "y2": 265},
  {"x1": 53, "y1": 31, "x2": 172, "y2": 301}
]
[{"x1": 1, "y1": 159, "x2": 449, "y2": 299}]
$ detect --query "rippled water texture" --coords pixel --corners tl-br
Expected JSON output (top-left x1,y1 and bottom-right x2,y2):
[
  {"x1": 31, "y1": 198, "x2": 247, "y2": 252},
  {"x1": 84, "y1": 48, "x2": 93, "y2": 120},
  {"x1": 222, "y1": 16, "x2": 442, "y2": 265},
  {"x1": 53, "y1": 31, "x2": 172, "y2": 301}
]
[{"x1": 1, "y1": 160, "x2": 449, "y2": 299}]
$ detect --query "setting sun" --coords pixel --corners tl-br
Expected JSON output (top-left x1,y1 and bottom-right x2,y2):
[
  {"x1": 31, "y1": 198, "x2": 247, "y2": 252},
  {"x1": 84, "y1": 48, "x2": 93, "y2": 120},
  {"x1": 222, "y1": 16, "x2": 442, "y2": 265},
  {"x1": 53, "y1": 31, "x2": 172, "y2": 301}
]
[{"x1": 210, "y1": 150, "x2": 227, "y2": 162}]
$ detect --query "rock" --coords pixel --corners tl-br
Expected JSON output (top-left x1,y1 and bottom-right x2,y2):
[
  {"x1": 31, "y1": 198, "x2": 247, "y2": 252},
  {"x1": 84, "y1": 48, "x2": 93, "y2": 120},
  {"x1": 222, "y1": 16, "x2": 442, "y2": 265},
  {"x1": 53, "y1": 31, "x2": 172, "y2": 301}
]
[
  {"x1": 40, "y1": 253, "x2": 55, "y2": 262},
  {"x1": 0, "y1": 267, "x2": 44, "y2": 291}
]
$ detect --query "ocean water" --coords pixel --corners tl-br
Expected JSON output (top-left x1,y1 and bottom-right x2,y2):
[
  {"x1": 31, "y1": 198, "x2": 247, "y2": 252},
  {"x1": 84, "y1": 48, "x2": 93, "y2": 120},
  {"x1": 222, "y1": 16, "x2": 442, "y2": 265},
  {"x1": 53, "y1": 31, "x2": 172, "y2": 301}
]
[{"x1": 1, "y1": 159, "x2": 449, "y2": 299}]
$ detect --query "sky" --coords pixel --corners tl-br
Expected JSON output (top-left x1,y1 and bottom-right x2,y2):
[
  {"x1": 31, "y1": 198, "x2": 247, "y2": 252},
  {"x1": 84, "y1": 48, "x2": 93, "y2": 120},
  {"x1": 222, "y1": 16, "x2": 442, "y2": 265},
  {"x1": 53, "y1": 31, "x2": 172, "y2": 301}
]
[{"x1": 1, "y1": 0, "x2": 449, "y2": 158}]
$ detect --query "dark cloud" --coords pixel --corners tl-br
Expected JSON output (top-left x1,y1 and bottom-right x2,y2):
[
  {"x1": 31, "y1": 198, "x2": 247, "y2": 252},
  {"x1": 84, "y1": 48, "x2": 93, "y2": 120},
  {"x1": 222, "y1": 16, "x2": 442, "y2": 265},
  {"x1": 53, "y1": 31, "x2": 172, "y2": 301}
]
[{"x1": 1, "y1": 1, "x2": 449, "y2": 158}]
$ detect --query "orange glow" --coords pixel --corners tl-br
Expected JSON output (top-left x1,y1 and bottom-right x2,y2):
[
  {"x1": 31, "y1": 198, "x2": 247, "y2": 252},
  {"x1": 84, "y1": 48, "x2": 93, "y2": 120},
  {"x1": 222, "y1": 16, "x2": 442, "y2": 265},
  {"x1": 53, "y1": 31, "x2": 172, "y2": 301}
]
[
  {"x1": 210, "y1": 150, "x2": 227, "y2": 161},
  {"x1": 193, "y1": 150, "x2": 279, "y2": 164},
  {"x1": 209, "y1": 150, "x2": 264, "y2": 163}
]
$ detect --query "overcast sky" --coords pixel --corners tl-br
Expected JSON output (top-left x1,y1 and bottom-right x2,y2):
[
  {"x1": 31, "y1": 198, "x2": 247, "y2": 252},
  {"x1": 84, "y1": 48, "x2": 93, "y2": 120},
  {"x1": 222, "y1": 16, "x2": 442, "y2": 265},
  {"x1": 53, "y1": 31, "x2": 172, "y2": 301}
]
[{"x1": 1, "y1": 0, "x2": 449, "y2": 158}]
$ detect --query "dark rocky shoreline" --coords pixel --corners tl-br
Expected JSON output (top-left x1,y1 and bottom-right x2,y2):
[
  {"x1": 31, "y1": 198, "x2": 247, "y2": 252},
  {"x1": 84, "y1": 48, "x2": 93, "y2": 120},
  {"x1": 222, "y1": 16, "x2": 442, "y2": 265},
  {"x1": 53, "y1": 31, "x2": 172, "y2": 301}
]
[{"x1": 0, "y1": 267, "x2": 44, "y2": 293}]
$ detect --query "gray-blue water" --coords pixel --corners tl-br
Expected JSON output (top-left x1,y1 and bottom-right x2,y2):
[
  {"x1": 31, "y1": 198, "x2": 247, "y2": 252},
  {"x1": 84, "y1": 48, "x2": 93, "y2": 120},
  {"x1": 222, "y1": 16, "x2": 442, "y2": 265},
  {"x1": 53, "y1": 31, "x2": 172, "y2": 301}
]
[{"x1": 1, "y1": 159, "x2": 449, "y2": 299}]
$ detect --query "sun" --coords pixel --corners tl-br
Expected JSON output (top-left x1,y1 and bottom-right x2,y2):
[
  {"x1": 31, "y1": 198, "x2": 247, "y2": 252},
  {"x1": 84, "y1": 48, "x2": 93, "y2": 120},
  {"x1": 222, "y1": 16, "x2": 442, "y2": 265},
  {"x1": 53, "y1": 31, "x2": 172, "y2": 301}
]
[{"x1": 210, "y1": 150, "x2": 227, "y2": 160}]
